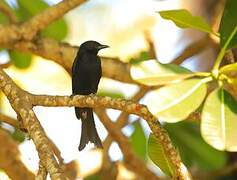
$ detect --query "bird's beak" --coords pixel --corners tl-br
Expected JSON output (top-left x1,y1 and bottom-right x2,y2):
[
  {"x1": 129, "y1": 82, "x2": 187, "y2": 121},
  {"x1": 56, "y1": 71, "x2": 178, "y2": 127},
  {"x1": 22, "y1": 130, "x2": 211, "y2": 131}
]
[{"x1": 98, "y1": 44, "x2": 109, "y2": 50}]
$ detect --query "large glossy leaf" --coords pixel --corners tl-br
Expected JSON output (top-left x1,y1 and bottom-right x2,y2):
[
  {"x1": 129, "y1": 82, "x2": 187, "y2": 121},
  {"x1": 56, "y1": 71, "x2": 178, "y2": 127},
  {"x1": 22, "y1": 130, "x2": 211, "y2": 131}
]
[
  {"x1": 219, "y1": 0, "x2": 237, "y2": 49},
  {"x1": 165, "y1": 121, "x2": 227, "y2": 171},
  {"x1": 201, "y1": 88, "x2": 237, "y2": 151},
  {"x1": 131, "y1": 122, "x2": 146, "y2": 160},
  {"x1": 159, "y1": 9, "x2": 215, "y2": 35},
  {"x1": 147, "y1": 78, "x2": 209, "y2": 122},
  {"x1": 9, "y1": 50, "x2": 32, "y2": 69},
  {"x1": 130, "y1": 59, "x2": 194, "y2": 86},
  {"x1": 220, "y1": 63, "x2": 237, "y2": 75},
  {"x1": 148, "y1": 134, "x2": 175, "y2": 177},
  {"x1": 17, "y1": 0, "x2": 68, "y2": 40}
]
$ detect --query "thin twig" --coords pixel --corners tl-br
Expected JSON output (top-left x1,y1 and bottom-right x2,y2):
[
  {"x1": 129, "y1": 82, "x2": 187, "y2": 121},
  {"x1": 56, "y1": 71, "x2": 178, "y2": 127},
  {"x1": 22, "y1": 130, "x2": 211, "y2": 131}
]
[
  {"x1": 0, "y1": 113, "x2": 19, "y2": 128},
  {"x1": 0, "y1": 1, "x2": 17, "y2": 23},
  {"x1": 172, "y1": 36, "x2": 210, "y2": 65}
]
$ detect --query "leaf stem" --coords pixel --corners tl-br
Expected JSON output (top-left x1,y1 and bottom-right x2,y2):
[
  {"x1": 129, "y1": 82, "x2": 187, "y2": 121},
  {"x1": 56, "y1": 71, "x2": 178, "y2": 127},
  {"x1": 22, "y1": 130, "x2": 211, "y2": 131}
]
[{"x1": 212, "y1": 26, "x2": 237, "y2": 77}]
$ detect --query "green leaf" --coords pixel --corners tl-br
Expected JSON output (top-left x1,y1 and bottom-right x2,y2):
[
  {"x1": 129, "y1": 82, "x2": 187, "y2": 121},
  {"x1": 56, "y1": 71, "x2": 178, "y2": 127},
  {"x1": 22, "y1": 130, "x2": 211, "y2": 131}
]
[
  {"x1": 148, "y1": 134, "x2": 174, "y2": 177},
  {"x1": 219, "y1": 0, "x2": 237, "y2": 49},
  {"x1": 9, "y1": 50, "x2": 32, "y2": 69},
  {"x1": 201, "y1": 88, "x2": 237, "y2": 151},
  {"x1": 165, "y1": 121, "x2": 227, "y2": 171},
  {"x1": 11, "y1": 129, "x2": 25, "y2": 143},
  {"x1": 0, "y1": 12, "x2": 9, "y2": 24},
  {"x1": 16, "y1": 0, "x2": 68, "y2": 40},
  {"x1": 129, "y1": 51, "x2": 150, "y2": 64},
  {"x1": 159, "y1": 9, "x2": 216, "y2": 35},
  {"x1": 41, "y1": 19, "x2": 68, "y2": 40},
  {"x1": 220, "y1": 63, "x2": 237, "y2": 75},
  {"x1": 130, "y1": 59, "x2": 196, "y2": 86},
  {"x1": 147, "y1": 78, "x2": 209, "y2": 122},
  {"x1": 131, "y1": 122, "x2": 146, "y2": 160},
  {"x1": 97, "y1": 90, "x2": 125, "y2": 99}
]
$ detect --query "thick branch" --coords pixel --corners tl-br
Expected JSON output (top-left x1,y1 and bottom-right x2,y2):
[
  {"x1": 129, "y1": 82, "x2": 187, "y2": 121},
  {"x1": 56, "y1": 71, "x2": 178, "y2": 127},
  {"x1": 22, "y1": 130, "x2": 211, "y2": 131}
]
[
  {"x1": 3, "y1": 38, "x2": 134, "y2": 83},
  {"x1": 36, "y1": 161, "x2": 47, "y2": 180},
  {"x1": 0, "y1": 68, "x2": 66, "y2": 180},
  {"x1": 0, "y1": 0, "x2": 86, "y2": 44},
  {"x1": 21, "y1": 0, "x2": 86, "y2": 40},
  {"x1": 32, "y1": 94, "x2": 186, "y2": 179}
]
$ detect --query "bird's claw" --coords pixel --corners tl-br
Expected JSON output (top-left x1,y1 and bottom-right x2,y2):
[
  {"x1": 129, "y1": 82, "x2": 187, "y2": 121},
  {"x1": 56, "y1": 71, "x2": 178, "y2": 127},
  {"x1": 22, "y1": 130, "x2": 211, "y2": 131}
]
[
  {"x1": 70, "y1": 94, "x2": 75, "y2": 98},
  {"x1": 89, "y1": 93, "x2": 95, "y2": 97}
]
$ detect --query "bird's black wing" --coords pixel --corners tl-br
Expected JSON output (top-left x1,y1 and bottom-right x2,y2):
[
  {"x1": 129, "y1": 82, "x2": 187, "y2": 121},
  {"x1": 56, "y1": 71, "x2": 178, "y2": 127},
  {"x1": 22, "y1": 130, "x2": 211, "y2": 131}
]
[
  {"x1": 72, "y1": 55, "x2": 80, "y2": 94},
  {"x1": 89, "y1": 56, "x2": 102, "y2": 93}
]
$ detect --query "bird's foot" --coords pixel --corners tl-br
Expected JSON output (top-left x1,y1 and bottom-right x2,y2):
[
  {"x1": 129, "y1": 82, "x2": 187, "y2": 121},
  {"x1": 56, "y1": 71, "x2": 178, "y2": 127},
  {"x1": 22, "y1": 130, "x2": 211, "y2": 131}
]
[
  {"x1": 70, "y1": 94, "x2": 76, "y2": 98},
  {"x1": 89, "y1": 93, "x2": 96, "y2": 97}
]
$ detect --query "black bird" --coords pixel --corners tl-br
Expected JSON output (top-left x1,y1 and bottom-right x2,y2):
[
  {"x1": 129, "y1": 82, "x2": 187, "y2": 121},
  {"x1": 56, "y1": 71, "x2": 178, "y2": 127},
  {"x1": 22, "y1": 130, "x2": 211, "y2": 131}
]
[{"x1": 72, "y1": 40, "x2": 109, "y2": 151}]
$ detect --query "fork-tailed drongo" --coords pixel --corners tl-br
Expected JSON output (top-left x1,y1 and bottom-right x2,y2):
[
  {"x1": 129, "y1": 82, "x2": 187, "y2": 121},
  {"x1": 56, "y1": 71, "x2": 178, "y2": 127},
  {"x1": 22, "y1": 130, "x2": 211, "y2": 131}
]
[{"x1": 72, "y1": 40, "x2": 109, "y2": 151}]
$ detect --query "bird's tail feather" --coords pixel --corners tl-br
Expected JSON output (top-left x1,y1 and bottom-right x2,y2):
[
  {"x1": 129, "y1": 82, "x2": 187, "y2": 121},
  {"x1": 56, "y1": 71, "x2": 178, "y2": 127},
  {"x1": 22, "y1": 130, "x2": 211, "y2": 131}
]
[{"x1": 75, "y1": 107, "x2": 102, "y2": 151}]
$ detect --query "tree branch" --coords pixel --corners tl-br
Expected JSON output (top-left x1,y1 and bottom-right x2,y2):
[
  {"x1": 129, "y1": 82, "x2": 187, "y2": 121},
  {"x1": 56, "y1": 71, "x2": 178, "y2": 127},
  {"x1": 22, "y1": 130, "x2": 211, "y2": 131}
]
[
  {"x1": 0, "y1": 0, "x2": 86, "y2": 44},
  {"x1": 95, "y1": 109, "x2": 159, "y2": 180},
  {"x1": 0, "y1": 68, "x2": 66, "y2": 180},
  {"x1": 21, "y1": 0, "x2": 86, "y2": 40},
  {"x1": 172, "y1": 36, "x2": 210, "y2": 65},
  {"x1": 32, "y1": 93, "x2": 186, "y2": 178},
  {"x1": 0, "y1": 128, "x2": 35, "y2": 180},
  {"x1": 0, "y1": 65, "x2": 188, "y2": 178},
  {"x1": 0, "y1": 1, "x2": 17, "y2": 23}
]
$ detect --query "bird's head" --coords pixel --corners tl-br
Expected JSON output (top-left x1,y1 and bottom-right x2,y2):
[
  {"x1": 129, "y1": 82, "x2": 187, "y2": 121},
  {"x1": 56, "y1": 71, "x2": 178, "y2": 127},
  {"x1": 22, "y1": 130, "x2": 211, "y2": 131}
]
[{"x1": 79, "y1": 40, "x2": 109, "y2": 55}]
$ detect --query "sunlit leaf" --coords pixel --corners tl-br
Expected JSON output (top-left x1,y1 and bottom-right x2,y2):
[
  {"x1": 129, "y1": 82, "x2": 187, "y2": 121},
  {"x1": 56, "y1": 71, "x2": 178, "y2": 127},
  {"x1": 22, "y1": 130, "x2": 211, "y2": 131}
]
[
  {"x1": 159, "y1": 9, "x2": 215, "y2": 35},
  {"x1": 220, "y1": 63, "x2": 237, "y2": 75},
  {"x1": 147, "y1": 78, "x2": 209, "y2": 122},
  {"x1": 131, "y1": 59, "x2": 194, "y2": 86},
  {"x1": 219, "y1": 0, "x2": 237, "y2": 49},
  {"x1": 148, "y1": 134, "x2": 174, "y2": 177},
  {"x1": 165, "y1": 121, "x2": 227, "y2": 170},
  {"x1": 9, "y1": 50, "x2": 32, "y2": 69},
  {"x1": 17, "y1": 0, "x2": 68, "y2": 40},
  {"x1": 201, "y1": 88, "x2": 237, "y2": 151},
  {"x1": 131, "y1": 122, "x2": 146, "y2": 160}
]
